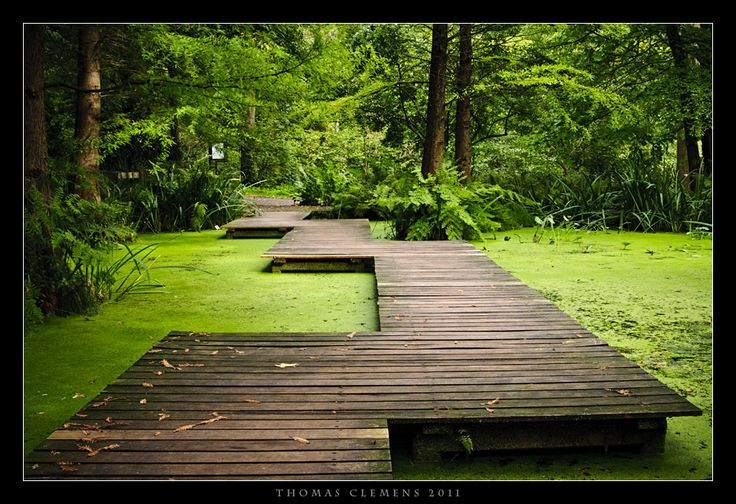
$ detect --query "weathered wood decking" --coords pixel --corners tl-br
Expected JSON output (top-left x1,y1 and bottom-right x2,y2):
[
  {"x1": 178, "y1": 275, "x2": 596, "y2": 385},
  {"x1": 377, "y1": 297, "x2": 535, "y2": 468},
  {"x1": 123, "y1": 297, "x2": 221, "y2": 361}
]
[{"x1": 25, "y1": 212, "x2": 700, "y2": 479}]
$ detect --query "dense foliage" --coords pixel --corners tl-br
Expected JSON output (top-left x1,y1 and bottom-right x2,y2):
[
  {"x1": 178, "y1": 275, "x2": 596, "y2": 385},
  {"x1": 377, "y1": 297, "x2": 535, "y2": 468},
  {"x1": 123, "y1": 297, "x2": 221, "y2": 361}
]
[{"x1": 24, "y1": 23, "x2": 712, "y2": 320}]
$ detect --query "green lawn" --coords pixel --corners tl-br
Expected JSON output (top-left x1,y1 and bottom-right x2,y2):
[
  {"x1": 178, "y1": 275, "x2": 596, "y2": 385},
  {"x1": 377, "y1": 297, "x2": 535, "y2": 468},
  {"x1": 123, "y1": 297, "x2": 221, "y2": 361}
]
[{"x1": 23, "y1": 224, "x2": 712, "y2": 480}]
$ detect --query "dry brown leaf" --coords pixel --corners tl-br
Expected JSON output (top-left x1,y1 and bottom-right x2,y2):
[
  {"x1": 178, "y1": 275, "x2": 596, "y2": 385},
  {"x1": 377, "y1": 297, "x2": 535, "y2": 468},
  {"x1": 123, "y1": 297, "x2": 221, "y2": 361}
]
[
  {"x1": 393, "y1": 316, "x2": 402, "y2": 320},
  {"x1": 91, "y1": 396, "x2": 113, "y2": 408},
  {"x1": 139, "y1": 398, "x2": 147, "y2": 405},
  {"x1": 31, "y1": 464, "x2": 39, "y2": 470},
  {"x1": 58, "y1": 461, "x2": 78, "y2": 472},
  {"x1": 154, "y1": 371, "x2": 164, "y2": 376},
  {"x1": 105, "y1": 417, "x2": 114, "y2": 424},
  {"x1": 173, "y1": 413, "x2": 226, "y2": 432},
  {"x1": 162, "y1": 359, "x2": 181, "y2": 370},
  {"x1": 243, "y1": 399, "x2": 261, "y2": 404},
  {"x1": 148, "y1": 349, "x2": 163, "y2": 353},
  {"x1": 210, "y1": 350, "x2": 219, "y2": 355},
  {"x1": 78, "y1": 436, "x2": 105, "y2": 443},
  {"x1": 562, "y1": 340, "x2": 575, "y2": 345},
  {"x1": 291, "y1": 436, "x2": 310, "y2": 444},
  {"x1": 275, "y1": 363, "x2": 298, "y2": 368},
  {"x1": 606, "y1": 388, "x2": 632, "y2": 396},
  {"x1": 346, "y1": 331, "x2": 356, "y2": 339},
  {"x1": 75, "y1": 413, "x2": 88, "y2": 418},
  {"x1": 142, "y1": 382, "x2": 154, "y2": 388},
  {"x1": 484, "y1": 397, "x2": 501, "y2": 407},
  {"x1": 154, "y1": 431, "x2": 161, "y2": 436},
  {"x1": 158, "y1": 412, "x2": 170, "y2": 421},
  {"x1": 485, "y1": 407, "x2": 495, "y2": 414},
  {"x1": 72, "y1": 392, "x2": 86, "y2": 399},
  {"x1": 331, "y1": 410, "x2": 337, "y2": 415},
  {"x1": 178, "y1": 362, "x2": 205, "y2": 368},
  {"x1": 184, "y1": 348, "x2": 190, "y2": 353},
  {"x1": 234, "y1": 349, "x2": 245, "y2": 354},
  {"x1": 50, "y1": 450, "x2": 61, "y2": 455},
  {"x1": 78, "y1": 443, "x2": 120, "y2": 457}
]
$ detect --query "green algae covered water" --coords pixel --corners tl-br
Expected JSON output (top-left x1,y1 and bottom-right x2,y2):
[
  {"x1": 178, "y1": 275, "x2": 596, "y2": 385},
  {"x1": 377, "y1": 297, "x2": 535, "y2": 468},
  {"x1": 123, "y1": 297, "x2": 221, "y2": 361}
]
[{"x1": 24, "y1": 226, "x2": 712, "y2": 480}]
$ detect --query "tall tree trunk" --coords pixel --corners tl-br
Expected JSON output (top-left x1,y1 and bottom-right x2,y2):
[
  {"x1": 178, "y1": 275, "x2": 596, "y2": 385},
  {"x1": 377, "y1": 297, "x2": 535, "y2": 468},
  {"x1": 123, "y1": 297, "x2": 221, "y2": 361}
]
[
  {"x1": 666, "y1": 24, "x2": 700, "y2": 190},
  {"x1": 421, "y1": 24, "x2": 448, "y2": 177},
  {"x1": 24, "y1": 24, "x2": 50, "y2": 201},
  {"x1": 454, "y1": 24, "x2": 473, "y2": 182},
  {"x1": 701, "y1": 127, "x2": 712, "y2": 176},
  {"x1": 74, "y1": 25, "x2": 102, "y2": 202}
]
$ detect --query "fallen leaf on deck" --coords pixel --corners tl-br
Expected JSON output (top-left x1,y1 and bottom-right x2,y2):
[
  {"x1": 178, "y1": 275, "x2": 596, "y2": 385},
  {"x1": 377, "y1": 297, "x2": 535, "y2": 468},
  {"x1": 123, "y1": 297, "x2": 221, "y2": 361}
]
[
  {"x1": 178, "y1": 363, "x2": 205, "y2": 368},
  {"x1": 148, "y1": 349, "x2": 162, "y2": 353},
  {"x1": 346, "y1": 332, "x2": 356, "y2": 339},
  {"x1": 393, "y1": 316, "x2": 402, "y2": 320},
  {"x1": 142, "y1": 382, "x2": 154, "y2": 388},
  {"x1": 210, "y1": 350, "x2": 219, "y2": 355},
  {"x1": 162, "y1": 359, "x2": 181, "y2": 370},
  {"x1": 79, "y1": 436, "x2": 106, "y2": 443},
  {"x1": 243, "y1": 399, "x2": 261, "y2": 404},
  {"x1": 606, "y1": 388, "x2": 632, "y2": 396},
  {"x1": 50, "y1": 450, "x2": 61, "y2": 455},
  {"x1": 158, "y1": 412, "x2": 170, "y2": 421},
  {"x1": 173, "y1": 413, "x2": 226, "y2": 432},
  {"x1": 485, "y1": 407, "x2": 495, "y2": 414},
  {"x1": 275, "y1": 363, "x2": 298, "y2": 368},
  {"x1": 562, "y1": 340, "x2": 575, "y2": 345},
  {"x1": 485, "y1": 397, "x2": 501, "y2": 406},
  {"x1": 234, "y1": 349, "x2": 245, "y2": 354},
  {"x1": 91, "y1": 396, "x2": 112, "y2": 408},
  {"x1": 291, "y1": 436, "x2": 310, "y2": 444},
  {"x1": 154, "y1": 431, "x2": 161, "y2": 436},
  {"x1": 78, "y1": 443, "x2": 120, "y2": 457},
  {"x1": 105, "y1": 417, "x2": 114, "y2": 424},
  {"x1": 139, "y1": 399, "x2": 147, "y2": 405},
  {"x1": 58, "y1": 461, "x2": 78, "y2": 472},
  {"x1": 154, "y1": 371, "x2": 163, "y2": 376},
  {"x1": 31, "y1": 464, "x2": 39, "y2": 470},
  {"x1": 331, "y1": 410, "x2": 337, "y2": 415},
  {"x1": 72, "y1": 393, "x2": 86, "y2": 399},
  {"x1": 75, "y1": 413, "x2": 88, "y2": 418}
]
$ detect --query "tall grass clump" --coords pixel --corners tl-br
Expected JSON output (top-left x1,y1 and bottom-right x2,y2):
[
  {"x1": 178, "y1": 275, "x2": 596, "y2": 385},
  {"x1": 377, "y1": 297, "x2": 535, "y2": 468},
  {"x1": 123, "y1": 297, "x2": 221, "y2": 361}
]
[
  {"x1": 125, "y1": 160, "x2": 257, "y2": 233},
  {"x1": 538, "y1": 151, "x2": 712, "y2": 233}
]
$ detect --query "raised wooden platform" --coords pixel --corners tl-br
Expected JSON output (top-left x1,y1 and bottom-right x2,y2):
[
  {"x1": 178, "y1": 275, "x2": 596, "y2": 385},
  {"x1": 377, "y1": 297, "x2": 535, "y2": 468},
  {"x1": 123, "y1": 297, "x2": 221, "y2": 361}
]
[{"x1": 24, "y1": 214, "x2": 701, "y2": 479}]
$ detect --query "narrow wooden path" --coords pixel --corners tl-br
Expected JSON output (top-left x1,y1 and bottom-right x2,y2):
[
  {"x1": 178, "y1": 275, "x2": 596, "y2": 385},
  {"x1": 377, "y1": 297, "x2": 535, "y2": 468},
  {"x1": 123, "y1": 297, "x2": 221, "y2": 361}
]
[{"x1": 25, "y1": 213, "x2": 700, "y2": 479}]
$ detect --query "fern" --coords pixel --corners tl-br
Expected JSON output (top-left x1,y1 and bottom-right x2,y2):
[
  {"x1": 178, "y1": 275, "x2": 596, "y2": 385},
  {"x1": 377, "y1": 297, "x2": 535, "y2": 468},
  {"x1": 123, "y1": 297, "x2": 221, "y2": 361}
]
[{"x1": 372, "y1": 164, "x2": 530, "y2": 241}]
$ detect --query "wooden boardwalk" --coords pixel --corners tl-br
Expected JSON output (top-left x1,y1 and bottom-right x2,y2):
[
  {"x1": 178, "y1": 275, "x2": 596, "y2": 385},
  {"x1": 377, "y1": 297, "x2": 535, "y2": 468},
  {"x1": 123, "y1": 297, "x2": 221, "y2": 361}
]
[{"x1": 25, "y1": 213, "x2": 700, "y2": 479}]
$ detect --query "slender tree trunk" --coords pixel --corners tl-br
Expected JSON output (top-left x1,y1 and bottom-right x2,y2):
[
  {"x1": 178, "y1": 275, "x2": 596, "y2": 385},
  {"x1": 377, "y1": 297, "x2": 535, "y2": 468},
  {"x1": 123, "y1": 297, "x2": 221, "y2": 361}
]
[
  {"x1": 454, "y1": 24, "x2": 473, "y2": 182},
  {"x1": 676, "y1": 128, "x2": 689, "y2": 181},
  {"x1": 666, "y1": 24, "x2": 700, "y2": 190},
  {"x1": 240, "y1": 104, "x2": 257, "y2": 184},
  {"x1": 24, "y1": 24, "x2": 50, "y2": 201},
  {"x1": 701, "y1": 127, "x2": 712, "y2": 176},
  {"x1": 74, "y1": 25, "x2": 102, "y2": 202},
  {"x1": 421, "y1": 24, "x2": 448, "y2": 177}
]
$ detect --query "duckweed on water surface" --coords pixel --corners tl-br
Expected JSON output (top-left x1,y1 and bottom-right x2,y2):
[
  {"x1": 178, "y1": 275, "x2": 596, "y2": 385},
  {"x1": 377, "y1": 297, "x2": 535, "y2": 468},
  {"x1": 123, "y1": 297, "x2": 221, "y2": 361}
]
[{"x1": 24, "y1": 227, "x2": 712, "y2": 480}]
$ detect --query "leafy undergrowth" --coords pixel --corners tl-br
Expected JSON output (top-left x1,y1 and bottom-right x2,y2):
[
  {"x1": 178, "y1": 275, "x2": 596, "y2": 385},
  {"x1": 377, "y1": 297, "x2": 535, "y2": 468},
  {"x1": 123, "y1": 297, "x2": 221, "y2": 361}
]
[
  {"x1": 23, "y1": 231, "x2": 379, "y2": 455},
  {"x1": 392, "y1": 227, "x2": 712, "y2": 480}
]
